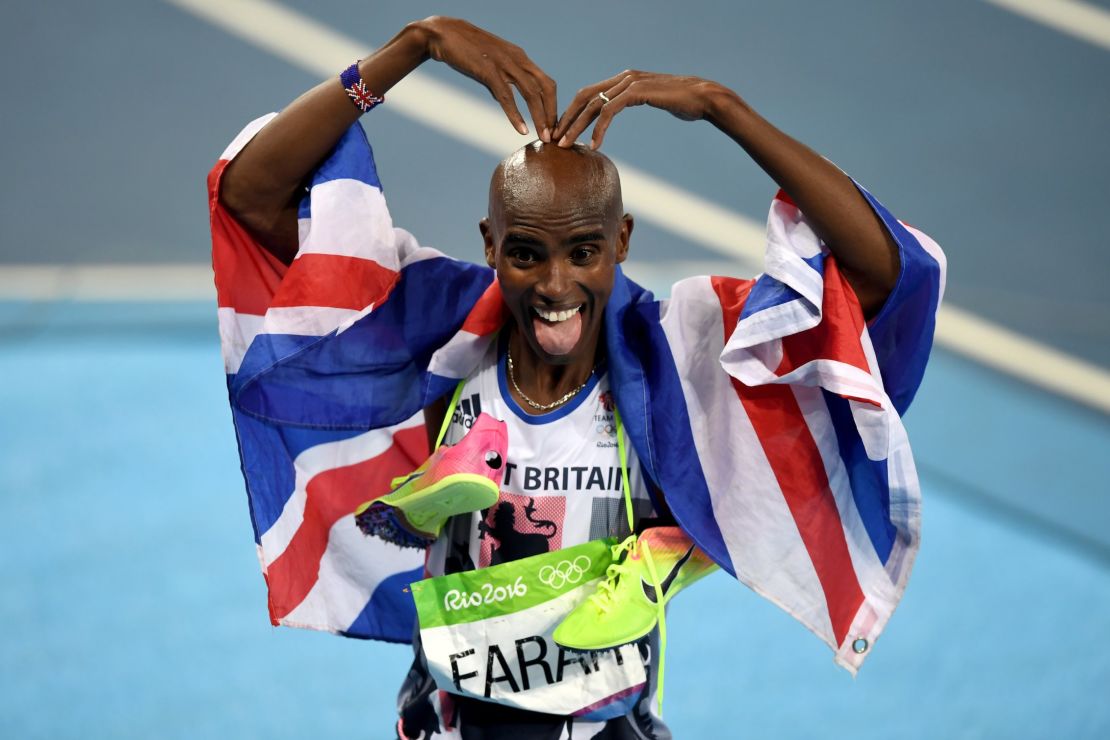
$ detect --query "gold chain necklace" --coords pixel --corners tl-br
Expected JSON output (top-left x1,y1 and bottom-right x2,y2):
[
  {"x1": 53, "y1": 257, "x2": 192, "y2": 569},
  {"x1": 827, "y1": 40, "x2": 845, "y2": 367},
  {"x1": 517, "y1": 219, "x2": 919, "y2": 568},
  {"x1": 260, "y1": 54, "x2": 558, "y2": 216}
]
[{"x1": 506, "y1": 349, "x2": 594, "y2": 411}]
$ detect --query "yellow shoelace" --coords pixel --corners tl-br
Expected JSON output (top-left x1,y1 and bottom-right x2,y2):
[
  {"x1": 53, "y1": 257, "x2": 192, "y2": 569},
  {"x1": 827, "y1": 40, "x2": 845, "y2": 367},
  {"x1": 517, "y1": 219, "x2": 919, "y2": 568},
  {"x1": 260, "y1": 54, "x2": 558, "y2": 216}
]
[
  {"x1": 583, "y1": 531, "x2": 668, "y2": 713},
  {"x1": 613, "y1": 409, "x2": 669, "y2": 714},
  {"x1": 587, "y1": 535, "x2": 639, "y2": 613}
]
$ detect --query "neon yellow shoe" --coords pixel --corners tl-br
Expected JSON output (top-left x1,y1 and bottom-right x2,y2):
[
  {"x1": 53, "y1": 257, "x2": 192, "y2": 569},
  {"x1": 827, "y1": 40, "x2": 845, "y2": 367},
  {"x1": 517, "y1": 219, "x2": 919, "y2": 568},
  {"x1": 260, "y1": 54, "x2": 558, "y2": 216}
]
[
  {"x1": 552, "y1": 526, "x2": 717, "y2": 650},
  {"x1": 354, "y1": 413, "x2": 507, "y2": 548}
]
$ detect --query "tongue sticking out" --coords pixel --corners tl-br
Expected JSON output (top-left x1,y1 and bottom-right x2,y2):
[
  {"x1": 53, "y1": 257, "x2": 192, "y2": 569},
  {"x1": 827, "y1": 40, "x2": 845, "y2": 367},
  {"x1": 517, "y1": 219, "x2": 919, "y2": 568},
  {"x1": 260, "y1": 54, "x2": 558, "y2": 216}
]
[{"x1": 533, "y1": 311, "x2": 583, "y2": 356}]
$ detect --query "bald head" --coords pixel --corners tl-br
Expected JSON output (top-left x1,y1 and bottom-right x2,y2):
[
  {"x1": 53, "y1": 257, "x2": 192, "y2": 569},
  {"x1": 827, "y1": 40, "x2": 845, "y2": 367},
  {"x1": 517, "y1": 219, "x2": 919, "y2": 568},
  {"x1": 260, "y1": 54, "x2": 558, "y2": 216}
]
[
  {"x1": 480, "y1": 141, "x2": 633, "y2": 367},
  {"x1": 488, "y1": 141, "x2": 623, "y2": 224}
]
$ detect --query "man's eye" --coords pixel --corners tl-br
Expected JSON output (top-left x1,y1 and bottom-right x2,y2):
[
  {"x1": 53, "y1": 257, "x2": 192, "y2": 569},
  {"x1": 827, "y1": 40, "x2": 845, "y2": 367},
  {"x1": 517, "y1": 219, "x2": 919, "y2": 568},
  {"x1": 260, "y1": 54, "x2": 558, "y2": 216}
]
[
  {"x1": 571, "y1": 247, "x2": 596, "y2": 262},
  {"x1": 509, "y1": 248, "x2": 537, "y2": 263}
]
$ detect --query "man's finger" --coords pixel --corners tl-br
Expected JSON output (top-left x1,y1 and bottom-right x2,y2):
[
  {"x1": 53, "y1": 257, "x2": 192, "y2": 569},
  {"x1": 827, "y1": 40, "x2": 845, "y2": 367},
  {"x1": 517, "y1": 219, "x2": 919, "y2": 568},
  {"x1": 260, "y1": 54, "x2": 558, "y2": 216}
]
[
  {"x1": 558, "y1": 84, "x2": 621, "y2": 147},
  {"x1": 553, "y1": 91, "x2": 591, "y2": 142},
  {"x1": 553, "y1": 72, "x2": 628, "y2": 140},
  {"x1": 558, "y1": 95, "x2": 605, "y2": 147},
  {"x1": 589, "y1": 77, "x2": 638, "y2": 148},
  {"x1": 509, "y1": 67, "x2": 551, "y2": 142},
  {"x1": 590, "y1": 97, "x2": 629, "y2": 149},
  {"x1": 554, "y1": 87, "x2": 605, "y2": 140},
  {"x1": 523, "y1": 62, "x2": 559, "y2": 136},
  {"x1": 489, "y1": 79, "x2": 529, "y2": 135}
]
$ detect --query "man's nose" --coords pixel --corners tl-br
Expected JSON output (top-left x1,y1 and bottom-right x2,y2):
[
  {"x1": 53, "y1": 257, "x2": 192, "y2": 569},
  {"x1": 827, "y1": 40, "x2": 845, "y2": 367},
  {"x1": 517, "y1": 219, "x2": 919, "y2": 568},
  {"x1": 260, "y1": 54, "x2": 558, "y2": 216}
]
[{"x1": 535, "y1": 260, "x2": 571, "y2": 300}]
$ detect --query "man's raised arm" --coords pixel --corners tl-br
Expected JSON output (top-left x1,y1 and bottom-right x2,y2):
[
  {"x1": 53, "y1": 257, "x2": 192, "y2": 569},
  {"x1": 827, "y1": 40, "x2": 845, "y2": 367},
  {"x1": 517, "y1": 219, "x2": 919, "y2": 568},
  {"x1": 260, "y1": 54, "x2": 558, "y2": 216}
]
[
  {"x1": 219, "y1": 17, "x2": 558, "y2": 266},
  {"x1": 555, "y1": 71, "x2": 900, "y2": 317}
]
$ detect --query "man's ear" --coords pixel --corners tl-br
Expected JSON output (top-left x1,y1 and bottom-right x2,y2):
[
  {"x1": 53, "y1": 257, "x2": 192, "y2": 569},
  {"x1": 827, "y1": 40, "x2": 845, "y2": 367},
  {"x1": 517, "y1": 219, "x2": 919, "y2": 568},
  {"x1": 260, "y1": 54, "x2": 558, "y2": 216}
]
[
  {"x1": 616, "y1": 213, "x2": 634, "y2": 264},
  {"x1": 479, "y1": 218, "x2": 496, "y2": 268}
]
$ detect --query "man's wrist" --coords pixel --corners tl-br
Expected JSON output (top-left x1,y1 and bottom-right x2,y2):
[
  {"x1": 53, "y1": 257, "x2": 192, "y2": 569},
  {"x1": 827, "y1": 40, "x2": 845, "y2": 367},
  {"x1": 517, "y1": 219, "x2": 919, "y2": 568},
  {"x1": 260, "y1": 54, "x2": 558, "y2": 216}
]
[
  {"x1": 353, "y1": 22, "x2": 431, "y2": 99},
  {"x1": 401, "y1": 18, "x2": 434, "y2": 61},
  {"x1": 701, "y1": 83, "x2": 748, "y2": 128}
]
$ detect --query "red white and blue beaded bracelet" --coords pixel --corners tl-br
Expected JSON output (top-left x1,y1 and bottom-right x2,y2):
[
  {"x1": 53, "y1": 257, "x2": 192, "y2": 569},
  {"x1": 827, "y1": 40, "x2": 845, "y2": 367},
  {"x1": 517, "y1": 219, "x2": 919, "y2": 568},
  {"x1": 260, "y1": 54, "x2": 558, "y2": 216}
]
[{"x1": 339, "y1": 61, "x2": 384, "y2": 113}]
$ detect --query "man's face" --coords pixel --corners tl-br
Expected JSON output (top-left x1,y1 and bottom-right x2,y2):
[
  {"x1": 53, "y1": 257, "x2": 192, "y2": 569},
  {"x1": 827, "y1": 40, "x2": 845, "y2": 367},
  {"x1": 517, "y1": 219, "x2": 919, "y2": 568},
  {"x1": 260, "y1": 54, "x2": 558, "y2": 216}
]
[{"x1": 481, "y1": 147, "x2": 631, "y2": 366}]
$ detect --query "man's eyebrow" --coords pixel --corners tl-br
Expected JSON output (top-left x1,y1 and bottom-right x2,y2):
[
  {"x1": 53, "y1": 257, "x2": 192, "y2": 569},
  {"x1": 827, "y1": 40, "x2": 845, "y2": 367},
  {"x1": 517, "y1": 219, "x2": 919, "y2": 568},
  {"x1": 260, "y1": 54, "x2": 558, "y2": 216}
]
[
  {"x1": 567, "y1": 231, "x2": 606, "y2": 245},
  {"x1": 503, "y1": 232, "x2": 544, "y2": 246}
]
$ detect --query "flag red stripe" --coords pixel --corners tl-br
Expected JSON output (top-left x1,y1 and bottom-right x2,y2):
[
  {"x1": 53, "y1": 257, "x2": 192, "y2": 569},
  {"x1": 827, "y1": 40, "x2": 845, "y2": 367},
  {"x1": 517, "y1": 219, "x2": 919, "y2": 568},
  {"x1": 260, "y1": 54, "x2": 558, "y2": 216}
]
[
  {"x1": 711, "y1": 276, "x2": 864, "y2": 646},
  {"x1": 271, "y1": 253, "x2": 398, "y2": 311},
  {"x1": 209, "y1": 159, "x2": 288, "y2": 315},
  {"x1": 774, "y1": 258, "x2": 871, "y2": 378},
  {"x1": 460, "y1": 281, "x2": 507, "y2": 336},
  {"x1": 267, "y1": 425, "x2": 428, "y2": 622},
  {"x1": 210, "y1": 159, "x2": 400, "y2": 315}
]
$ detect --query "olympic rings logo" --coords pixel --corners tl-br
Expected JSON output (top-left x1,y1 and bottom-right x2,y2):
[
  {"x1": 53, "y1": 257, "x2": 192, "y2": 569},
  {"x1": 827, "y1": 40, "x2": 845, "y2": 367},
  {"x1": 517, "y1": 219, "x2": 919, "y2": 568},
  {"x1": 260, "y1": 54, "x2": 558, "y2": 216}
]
[{"x1": 538, "y1": 556, "x2": 592, "y2": 589}]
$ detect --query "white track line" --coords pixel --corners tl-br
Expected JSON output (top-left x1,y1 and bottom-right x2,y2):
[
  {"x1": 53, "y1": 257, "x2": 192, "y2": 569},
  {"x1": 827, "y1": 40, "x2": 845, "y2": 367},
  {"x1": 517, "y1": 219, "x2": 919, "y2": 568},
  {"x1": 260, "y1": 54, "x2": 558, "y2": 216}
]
[
  {"x1": 150, "y1": 0, "x2": 1110, "y2": 413},
  {"x1": 936, "y1": 305, "x2": 1110, "y2": 413},
  {"x1": 0, "y1": 264, "x2": 214, "y2": 301},
  {"x1": 984, "y1": 0, "x2": 1110, "y2": 51}
]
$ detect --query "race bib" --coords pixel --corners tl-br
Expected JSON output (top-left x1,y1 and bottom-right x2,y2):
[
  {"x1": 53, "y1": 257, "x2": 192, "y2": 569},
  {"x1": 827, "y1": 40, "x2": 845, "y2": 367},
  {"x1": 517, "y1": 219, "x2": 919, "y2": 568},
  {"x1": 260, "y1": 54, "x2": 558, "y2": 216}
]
[{"x1": 411, "y1": 538, "x2": 648, "y2": 717}]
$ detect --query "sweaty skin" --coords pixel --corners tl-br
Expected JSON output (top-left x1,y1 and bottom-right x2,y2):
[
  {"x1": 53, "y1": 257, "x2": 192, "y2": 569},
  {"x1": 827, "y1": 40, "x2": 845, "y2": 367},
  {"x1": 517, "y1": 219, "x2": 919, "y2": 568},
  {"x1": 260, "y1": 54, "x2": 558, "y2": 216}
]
[{"x1": 481, "y1": 142, "x2": 630, "y2": 411}]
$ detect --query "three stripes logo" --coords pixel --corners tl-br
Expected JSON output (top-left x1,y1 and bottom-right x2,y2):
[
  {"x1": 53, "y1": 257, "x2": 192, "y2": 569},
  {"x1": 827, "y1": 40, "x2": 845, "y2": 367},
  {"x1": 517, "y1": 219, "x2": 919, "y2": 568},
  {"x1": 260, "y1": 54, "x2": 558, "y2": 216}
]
[{"x1": 452, "y1": 393, "x2": 483, "y2": 429}]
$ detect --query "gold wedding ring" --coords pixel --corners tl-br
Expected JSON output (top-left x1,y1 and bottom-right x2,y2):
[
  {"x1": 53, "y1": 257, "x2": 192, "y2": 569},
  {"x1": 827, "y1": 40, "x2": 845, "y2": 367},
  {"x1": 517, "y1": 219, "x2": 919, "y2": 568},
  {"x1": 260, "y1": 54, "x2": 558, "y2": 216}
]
[{"x1": 598, "y1": 91, "x2": 610, "y2": 104}]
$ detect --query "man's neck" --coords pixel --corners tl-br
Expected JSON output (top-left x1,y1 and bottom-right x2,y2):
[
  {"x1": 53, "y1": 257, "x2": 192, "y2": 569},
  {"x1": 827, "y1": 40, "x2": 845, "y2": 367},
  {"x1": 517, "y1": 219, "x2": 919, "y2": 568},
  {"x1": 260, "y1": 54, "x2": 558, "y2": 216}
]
[{"x1": 506, "y1": 328, "x2": 601, "y2": 414}]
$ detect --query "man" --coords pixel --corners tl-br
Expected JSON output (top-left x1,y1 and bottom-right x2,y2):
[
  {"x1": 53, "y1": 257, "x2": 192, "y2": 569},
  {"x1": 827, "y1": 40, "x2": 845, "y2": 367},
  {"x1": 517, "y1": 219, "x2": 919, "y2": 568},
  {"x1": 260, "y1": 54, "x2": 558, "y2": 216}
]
[{"x1": 210, "y1": 16, "x2": 944, "y2": 740}]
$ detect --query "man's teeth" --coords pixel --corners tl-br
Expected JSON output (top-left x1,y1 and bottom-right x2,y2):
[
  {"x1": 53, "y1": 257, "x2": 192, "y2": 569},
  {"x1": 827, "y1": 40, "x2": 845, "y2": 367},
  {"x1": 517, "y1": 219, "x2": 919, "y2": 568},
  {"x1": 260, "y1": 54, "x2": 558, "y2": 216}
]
[{"x1": 534, "y1": 306, "x2": 580, "y2": 323}]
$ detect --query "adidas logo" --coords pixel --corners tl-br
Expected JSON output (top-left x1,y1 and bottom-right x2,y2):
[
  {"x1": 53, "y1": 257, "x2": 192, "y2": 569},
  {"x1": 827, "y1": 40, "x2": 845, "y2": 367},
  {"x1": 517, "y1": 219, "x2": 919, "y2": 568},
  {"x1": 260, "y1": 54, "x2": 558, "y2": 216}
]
[{"x1": 452, "y1": 393, "x2": 483, "y2": 429}]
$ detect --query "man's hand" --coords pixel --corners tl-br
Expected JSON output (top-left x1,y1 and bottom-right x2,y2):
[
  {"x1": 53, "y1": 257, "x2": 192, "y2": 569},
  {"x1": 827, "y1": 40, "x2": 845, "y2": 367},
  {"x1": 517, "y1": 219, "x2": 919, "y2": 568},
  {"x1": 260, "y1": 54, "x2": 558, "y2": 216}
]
[
  {"x1": 555, "y1": 70, "x2": 717, "y2": 150},
  {"x1": 220, "y1": 18, "x2": 556, "y2": 264},
  {"x1": 553, "y1": 69, "x2": 900, "y2": 317},
  {"x1": 420, "y1": 17, "x2": 557, "y2": 141}
]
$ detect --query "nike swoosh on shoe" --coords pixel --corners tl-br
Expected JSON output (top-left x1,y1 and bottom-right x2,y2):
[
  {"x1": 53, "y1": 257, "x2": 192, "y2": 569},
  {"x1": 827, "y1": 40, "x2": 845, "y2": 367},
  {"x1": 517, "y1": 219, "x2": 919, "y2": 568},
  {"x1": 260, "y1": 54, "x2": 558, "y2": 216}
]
[
  {"x1": 388, "y1": 469, "x2": 425, "y2": 493},
  {"x1": 641, "y1": 545, "x2": 695, "y2": 604}
]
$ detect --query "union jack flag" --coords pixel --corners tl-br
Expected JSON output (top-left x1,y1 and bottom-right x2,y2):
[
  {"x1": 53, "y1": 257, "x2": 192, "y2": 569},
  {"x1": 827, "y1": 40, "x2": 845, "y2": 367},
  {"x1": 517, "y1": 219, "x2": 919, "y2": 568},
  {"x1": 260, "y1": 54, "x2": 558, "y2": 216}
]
[
  {"x1": 344, "y1": 79, "x2": 384, "y2": 113},
  {"x1": 208, "y1": 113, "x2": 945, "y2": 671}
]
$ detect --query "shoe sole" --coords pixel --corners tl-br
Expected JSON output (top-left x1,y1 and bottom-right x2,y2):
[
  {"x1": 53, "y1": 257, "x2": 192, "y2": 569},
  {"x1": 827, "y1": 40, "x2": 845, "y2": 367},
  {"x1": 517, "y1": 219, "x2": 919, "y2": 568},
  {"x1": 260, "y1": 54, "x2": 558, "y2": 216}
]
[
  {"x1": 355, "y1": 473, "x2": 500, "y2": 537},
  {"x1": 354, "y1": 505, "x2": 435, "y2": 550}
]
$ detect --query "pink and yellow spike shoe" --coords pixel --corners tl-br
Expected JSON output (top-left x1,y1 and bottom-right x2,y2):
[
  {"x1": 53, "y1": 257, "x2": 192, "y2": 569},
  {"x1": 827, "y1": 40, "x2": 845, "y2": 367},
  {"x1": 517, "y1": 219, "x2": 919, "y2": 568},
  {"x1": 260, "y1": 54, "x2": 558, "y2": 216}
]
[
  {"x1": 553, "y1": 526, "x2": 718, "y2": 650},
  {"x1": 355, "y1": 413, "x2": 507, "y2": 549}
]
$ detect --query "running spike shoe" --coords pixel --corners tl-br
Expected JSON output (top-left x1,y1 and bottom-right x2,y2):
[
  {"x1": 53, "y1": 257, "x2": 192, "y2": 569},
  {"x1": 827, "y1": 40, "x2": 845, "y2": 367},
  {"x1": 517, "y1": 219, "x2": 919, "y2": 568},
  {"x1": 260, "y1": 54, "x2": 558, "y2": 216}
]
[
  {"x1": 355, "y1": 413, "x2": 507, "y2": 548},
  {"x1": 552, "y1": 527, "x2": 717, "y2": 650}
]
